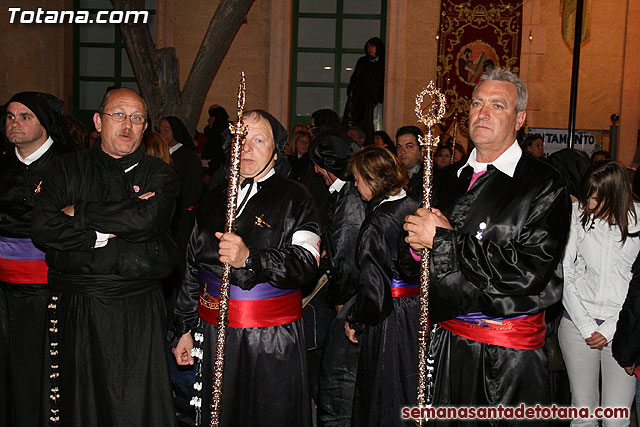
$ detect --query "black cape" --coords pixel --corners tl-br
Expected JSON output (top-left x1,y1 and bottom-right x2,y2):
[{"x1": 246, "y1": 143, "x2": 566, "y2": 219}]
[
  {"x1": 316, "y1": 181, "x2": 366, "y2": 425},
  {"x1": 167, "y1": 145, "x2": 203, "y2": 323},
  {"x1": 347, "y1": 194, "x2": 421, "y2": 426},
  {"x1": 343, "y1": 40, "x2": 385, "y2": 145},
  {"x1": 289, "y1": 152, "x2": 330, "y2": 213},
  {"x1": 324, "y1": 182, "x2": 366, "y2": 306}
]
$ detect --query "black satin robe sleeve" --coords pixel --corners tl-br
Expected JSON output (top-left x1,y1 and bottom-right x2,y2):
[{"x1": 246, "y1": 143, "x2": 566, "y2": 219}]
[
  {"x1": 430, "y1": 159, "x2": 571, "y2": 322},
  {"x1": 172, "y1": 221, "x2": 202, "y2": 340},
  {"x1": 613, "y1": 252, "x2": 640, "y2": 368},
  {"x1": 349, "y1": 222, "x2": 393, "y2": 328},
  {"x1": 232, "y1": 180, "x2": 320, "y2": 290},
  {"x1": 75, "y1": 162, "x2": 178, "y2": 242},
  {"x1": 325, "y1": 184, "x2": 366, "y2": 306},
  {"x1": 347, "y1": 196, "x2": 420, "y2": 330},
  {"x1": 31, "y1": 155, "x2": 99, "y2": 252},
  {"x1": 32, "y1": 153, "x2": 179, "y2": 250}
]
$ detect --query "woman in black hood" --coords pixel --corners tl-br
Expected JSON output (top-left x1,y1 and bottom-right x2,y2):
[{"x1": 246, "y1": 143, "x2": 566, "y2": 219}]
[
  {"x1": 158, "y1": 116, "x2": 203, "y2": 325},
  {"x1": 202, "y1": 105, "x2": 230, "y2": 186},
  {"x1": 343, "y1": 37, "x2": 385, "y2": 146}
]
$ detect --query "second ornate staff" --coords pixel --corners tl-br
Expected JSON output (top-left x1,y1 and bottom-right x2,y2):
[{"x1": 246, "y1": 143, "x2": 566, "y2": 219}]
[
  {"x1": 414, "y1": 81, "x2": 446, "y2": 426},
  {"x1": 209, "y1": 72, "x2": 248, "y2": 427}
]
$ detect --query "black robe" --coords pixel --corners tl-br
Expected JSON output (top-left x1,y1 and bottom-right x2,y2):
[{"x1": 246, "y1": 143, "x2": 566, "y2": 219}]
[
  {"x1": 613, "y1": 252, "x2": 640, "y2": 369},
  {"x1": 429, "y1": 155, "x2": 571, "y2": 425},
  {"x1": 407, "y1": 165, "x2": 424, "y2": 202},
  {"x1": 317, "y1": 181, "x2": 366, "y2": 426},
  {"x1": 173, "y1": 173, "x2": 321, "y2": 427},
  {"x1": 202, "y1": 123, "x2": 228, "y2": 177},
  {"x1": 324, "y1": 182, "x2": 367, "y2": 306},
  {"x1": 168, "y1": 145, "x2": 203, "y2": 322},
  {"x1": 31, "y1": 144, "x2": 179, "y2": 427},
  {"x1": 289, "y1": 152, "x2": 330, "y2": 213},
  {"x1": 343, "y1": 54, "x2": 384, "y2": 145},
  {"x1": 347, "y1": 193, "x2": 420, "y2": 427},
  {"x1": 0, "y1": 143, "x2": 65, "y2": 427}
]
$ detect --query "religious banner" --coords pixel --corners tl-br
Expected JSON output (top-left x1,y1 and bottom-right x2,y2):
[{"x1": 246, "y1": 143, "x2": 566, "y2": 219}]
[
  {"x1": 435, "y1": 0, "x2": 523, "y2": 138},
  {"x1": 561, "y1": 0, "x2": 592, "y2": 50}
]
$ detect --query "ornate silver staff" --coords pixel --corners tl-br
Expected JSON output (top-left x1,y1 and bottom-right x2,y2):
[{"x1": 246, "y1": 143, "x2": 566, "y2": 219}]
[
  {"x1": 414, "y1": 81, "x2": 446, "y2": 425},
  {"x1": 209, "y1": 72, "x2": 248, "y2": 427}
]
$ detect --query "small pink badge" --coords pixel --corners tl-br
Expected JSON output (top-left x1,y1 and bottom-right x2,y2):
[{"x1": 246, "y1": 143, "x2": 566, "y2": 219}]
[{"x1": 133, "y1": 185, "x2": 140, "y2": 193}]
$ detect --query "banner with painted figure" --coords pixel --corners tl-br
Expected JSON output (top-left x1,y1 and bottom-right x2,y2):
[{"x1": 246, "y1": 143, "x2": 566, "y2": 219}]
[{"x1": 435, "y1": 0, "x2": 523, "y2": 149}]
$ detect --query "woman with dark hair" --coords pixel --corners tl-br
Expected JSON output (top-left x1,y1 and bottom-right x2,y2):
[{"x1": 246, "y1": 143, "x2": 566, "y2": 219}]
[
  {"x1": 343, "y1": 37, "x2": 385, "y2": 145},
  {"x1": 373, "y1": 130, "x2": 396, "y2": 154},
  {"x1": 434, "y1": 144, "x2": 453, "y2": 170},
  {"x1": 344, "y1": 146, "x2": 420, "y2": 426},
  {"x1": 521, "y1": 133, "x2": 545, "y2": 160},
  {"x1": 559, "y1": 161, "x2": 640, "y2": 426}
]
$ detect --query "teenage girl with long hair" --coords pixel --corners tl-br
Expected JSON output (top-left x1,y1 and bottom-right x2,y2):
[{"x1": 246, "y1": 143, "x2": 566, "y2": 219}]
[{"x1": 559, "y1": 160, "x2": 640, "y2": 426}]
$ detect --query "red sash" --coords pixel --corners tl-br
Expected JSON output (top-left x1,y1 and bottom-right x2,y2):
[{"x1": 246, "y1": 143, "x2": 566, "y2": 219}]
[
  {"x1": 198, "y1": 290, "x2": 302, "y2": 328},
  {"x1": 391, "y1": 287, "x2": 420, "y2": 298},
  {"x1": 0, "y1": 258, "x2": 48, "y2": 284},
  {"x1": 390, "y1": 278, "x2": 419, "y2": 298},
  {"x1": 0, "y1": 236, "x2": 48, "y2": 284},
  {"x1": 439, "y1": 312, "x2": 546, "y2": 350}
]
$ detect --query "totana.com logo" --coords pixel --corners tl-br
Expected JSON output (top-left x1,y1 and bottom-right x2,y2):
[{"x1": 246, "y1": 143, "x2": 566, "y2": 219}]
[{"x1": 7, "y1": 7, "x2": 149, "y2": 24}]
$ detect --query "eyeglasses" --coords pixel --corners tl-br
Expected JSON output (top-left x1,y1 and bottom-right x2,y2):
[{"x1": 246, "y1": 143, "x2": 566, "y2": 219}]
[{"x1": 102, "y1": 111, "x2": 146, "y2": 125}]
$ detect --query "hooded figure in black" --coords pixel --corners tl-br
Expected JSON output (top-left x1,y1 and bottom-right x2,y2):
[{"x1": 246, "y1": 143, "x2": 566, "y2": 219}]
[
  {"x1": 202, "y1": 105, "x2": 230, "y2": 187},
  {"x1": 547, "y1": 148, "x2": 590, "y2": 198},
  {"x1": 159, "y1": 116, "x2": 203, "y2": 216},
  {"x1": 0, "y1": 91, "x2": 75, "y2": 427},
  {"x1": 309, "y1": 129, "x2": 367, "y2": 426},
  {"x1": 343, "y1": 37, "x2": 385, "y2": 146},
  {"x1": 158, "y1": 116, "x2": 203, "y2": 324},
  {"x1": 172, "y1": 109, "x2": 321, "y2": 426}
]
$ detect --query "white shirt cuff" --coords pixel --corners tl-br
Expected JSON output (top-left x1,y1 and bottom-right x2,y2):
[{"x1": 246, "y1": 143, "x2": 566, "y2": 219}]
[{"x1": 94, "y1": 231, "x2": 110, "y2": 248}]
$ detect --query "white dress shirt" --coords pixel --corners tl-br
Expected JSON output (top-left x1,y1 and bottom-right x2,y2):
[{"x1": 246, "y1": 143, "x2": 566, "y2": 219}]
[
  {"x1": 457, "y1": 139, "x2": 522, "y2": 177},
  {"x1": 15, "y1": 136, "x2": 54, "y2": 165}
]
